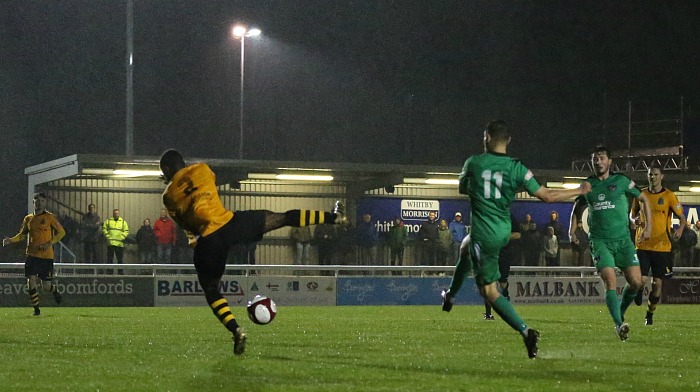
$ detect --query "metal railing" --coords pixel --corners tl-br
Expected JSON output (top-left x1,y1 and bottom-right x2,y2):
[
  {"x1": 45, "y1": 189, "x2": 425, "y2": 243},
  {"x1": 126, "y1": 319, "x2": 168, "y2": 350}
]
[
  {"x1": 0, "y1": 263, "x2": 698, "y2": 278},
  {"x1": 55, "y1": 242, "x2": 77, "y2": 263}
]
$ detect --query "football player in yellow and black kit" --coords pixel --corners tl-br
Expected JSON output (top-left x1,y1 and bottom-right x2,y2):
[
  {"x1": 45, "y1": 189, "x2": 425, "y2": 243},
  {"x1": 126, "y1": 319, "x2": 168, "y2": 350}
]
[
  {"x1": 3, "y1": 192, "x2": 65, "y2": 316},
  {"x1": 159, "y1": 149, "x2": 347, "y2": 355},
  {"x1": 630, "y1": 164, "x2": 686, "y2": 325}
]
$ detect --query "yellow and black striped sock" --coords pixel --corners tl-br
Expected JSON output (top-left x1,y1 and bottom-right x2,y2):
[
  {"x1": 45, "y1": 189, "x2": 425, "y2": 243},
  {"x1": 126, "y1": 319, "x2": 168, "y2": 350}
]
[
  {"x1": 209, "y1": 298, "x2": 240, "y2": 333},
  {"x1": 285, "y1": 210, "x2": 333, "y2": 227},
  {"x1": 28, "y1": 288, "x2": 40, "y2": 307}
]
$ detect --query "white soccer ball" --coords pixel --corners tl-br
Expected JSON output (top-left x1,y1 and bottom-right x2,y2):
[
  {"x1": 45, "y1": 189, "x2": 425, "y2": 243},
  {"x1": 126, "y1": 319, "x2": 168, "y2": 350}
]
[{"x1": 246, "y1": 295, "x2": 277, "y2": 325}]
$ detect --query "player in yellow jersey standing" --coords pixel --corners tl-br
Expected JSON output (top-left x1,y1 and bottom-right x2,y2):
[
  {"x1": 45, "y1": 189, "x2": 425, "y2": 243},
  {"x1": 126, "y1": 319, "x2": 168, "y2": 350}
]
[
  {"x1": 3, "y1": 192, "x2": 65, "y2": 316},
  {"x1": 629, "y1": 164, "x2": 686, "y2": 325},
  {"x1": 159, "y1": 149, "x2": 347, "y2": 355}
]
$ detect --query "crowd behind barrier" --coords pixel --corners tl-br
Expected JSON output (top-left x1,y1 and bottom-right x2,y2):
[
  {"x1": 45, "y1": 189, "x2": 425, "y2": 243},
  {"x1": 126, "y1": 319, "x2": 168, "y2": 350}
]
[{"x1": 4, "y1": 202, "x2": 700, "y2": 280}]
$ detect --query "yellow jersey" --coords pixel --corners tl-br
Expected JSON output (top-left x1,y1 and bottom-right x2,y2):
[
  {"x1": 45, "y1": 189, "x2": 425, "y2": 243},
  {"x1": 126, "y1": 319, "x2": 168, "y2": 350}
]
[
  {"x1": 7, "y1": 211, "x2": 65, "y2": 259},
  {"x1": 632, "y1": 187, "x2": 683, "y2": 252},
  {"x1": 162, "y1": 162, "x2": 234, "y2": 238}
]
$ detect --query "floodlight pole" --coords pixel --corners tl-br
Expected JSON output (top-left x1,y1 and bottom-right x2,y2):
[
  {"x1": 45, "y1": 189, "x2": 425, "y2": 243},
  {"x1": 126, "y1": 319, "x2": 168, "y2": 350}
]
[
  {"x1": 232, "y1": 26, "x2": 261, "y2": 160},
  {"x1": 239, "y1": 35, "x2": 245, "y2": 160}
]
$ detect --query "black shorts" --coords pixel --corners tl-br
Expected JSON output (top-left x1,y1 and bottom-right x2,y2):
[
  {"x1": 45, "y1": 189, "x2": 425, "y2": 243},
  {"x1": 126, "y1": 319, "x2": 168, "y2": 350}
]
[
  {"x1": 194, "y1": 210, "x2": 266, "y2": 280},
  {"x1": 637, "y1": 250, "x2": 672, "y2": 279},
  {"x1": 25, "y1": 256, "x2": 55, "y2": 280}
]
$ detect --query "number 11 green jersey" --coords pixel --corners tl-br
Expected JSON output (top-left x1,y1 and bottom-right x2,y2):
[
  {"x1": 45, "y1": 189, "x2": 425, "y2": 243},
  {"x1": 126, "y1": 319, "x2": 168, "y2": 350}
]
[{"x1": 459, "y1": 152, "x2": 541, "y2": 245}]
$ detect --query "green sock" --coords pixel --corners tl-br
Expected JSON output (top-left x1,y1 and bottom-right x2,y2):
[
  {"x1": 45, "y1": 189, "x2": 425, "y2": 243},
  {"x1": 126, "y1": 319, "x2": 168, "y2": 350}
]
[
  {"x1": 605, "y1": 289, "x2": 623, "y2": 326},
  {"x1": 490, "y1": 295, "x2": 527, "y2": 334},
  {"x1": 447, "y1": 252, "x2": 471, "y2": 295},
  {"x1": 619, "y1": 284, "x2": 636, "y2": 319}
]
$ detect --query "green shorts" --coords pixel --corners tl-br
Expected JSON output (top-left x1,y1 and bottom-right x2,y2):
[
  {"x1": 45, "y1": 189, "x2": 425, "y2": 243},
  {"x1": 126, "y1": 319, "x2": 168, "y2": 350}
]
[
  {"x1": 590, "y1": 238, "x2": 640, "y2": 271},
  {"x1": 469, "y1": 238, "x2": 508, "y2": 286}
]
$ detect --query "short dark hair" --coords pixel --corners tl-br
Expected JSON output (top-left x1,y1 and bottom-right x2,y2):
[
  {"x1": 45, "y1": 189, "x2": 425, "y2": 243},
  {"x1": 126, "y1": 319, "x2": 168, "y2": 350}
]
[
  {"x1": 33, "y1": 192, "x2": 47, "y2": 200},
  {"x1": 592, "y1": 144, "x2": 612, "y2": 157},
  {"x1": 649, "y1": 162, "x2": 664, "y2": 173},
  {"x1": 160, "y1": 149, "x2": 185, "y2": 168},
  {"x1": 485, "y1": 120, "x2": 510, "y2": 143}
]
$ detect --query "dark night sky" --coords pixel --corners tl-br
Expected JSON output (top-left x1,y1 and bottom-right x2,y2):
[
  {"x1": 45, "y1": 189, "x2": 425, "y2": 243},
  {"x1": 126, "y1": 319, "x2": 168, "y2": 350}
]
[{"x1": 2, "y1": 1, "x2": 700, "y2": 230}]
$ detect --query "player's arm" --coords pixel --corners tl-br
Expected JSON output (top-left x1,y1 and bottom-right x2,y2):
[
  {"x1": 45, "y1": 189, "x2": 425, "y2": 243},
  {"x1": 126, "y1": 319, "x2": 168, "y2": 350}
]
[
  {"x1": 183, "y1": 229, "x2": 198, "y2": 248},
  {"x1": 457, "y1": 159, "x2": 470, "y2": 196},
  {"x1": 531, "y1": 181, "x2": 591, "y2": 203},
  {"x1": 569, "y1": 196, "x2": 587, "y2": 242},
  {"x1": 52, "y1": 218, "x2": 66, "y2": 244},
  {"x1": 518, "y1": 162, "x2": 591, "y2": 203},
  {"x1": 629, "y1": 196, "x2": 642, "y2": 229},
  {"x1": 670, "y1": 195, "x2": 687, "y2": 240},
  {"x1": 636, "y1": 192, "x2": 653, "y2": 242},
  {"x1": 3, "y1": 216, "x2": 30, "y2": 247}
]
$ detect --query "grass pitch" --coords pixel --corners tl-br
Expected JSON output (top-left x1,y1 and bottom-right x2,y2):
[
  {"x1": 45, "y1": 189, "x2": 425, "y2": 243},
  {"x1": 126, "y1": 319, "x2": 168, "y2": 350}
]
[{"x1": 1, "y1": 304, "x2": 699, "y2": 391}]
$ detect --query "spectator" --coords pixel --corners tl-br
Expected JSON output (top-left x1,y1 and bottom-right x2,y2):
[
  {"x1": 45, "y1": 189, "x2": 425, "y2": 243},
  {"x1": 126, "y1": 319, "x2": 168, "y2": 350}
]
[
  {"x1": 335, "y1": 223, "x2": 355, "y2": 265},
  {"x1": 314, "y1": 223, "x2": 337, "y2": 273},
  {"x1": 290, "y1": 226, "x2": 313, "y2": 265},
  {"x1": 448, "y1": 212, "x2": 467, "y2": 265},
  {"x1": 520, "y1": 214, "x2": 540, "y2": 266},
  {"x1": 437, "y1": 219, "x2": 452, "y2": 267},
  {"x1": 545, "y1": 211, "x2": 564, "y2": 265},
  {"x1": 103, "y1": 208, "x2": 129, "y2": 269},
  {"x1": 387, "y1": 217, "x2": 408, "y2": 275},
  {"x1": 153, "y1": 208, "x2": 177, "y2": 263},
  {"x1": 80, "y1": 203, "x2": 102, "y2": 263},
  {"x1": 692, "y1": 221, "x2": 700, "y2": 265},
  {"x1": 543, "y1": 226, "x2": 559, "y2": 267},
  {"x1": 175, "y1": 228, "x2": 194, "y2": 264},
  {"x1": 679, "y1": 225, "x2": 697, "y2": 268},
  {"x1": 418, "y1": 211, "x2": 439, "y2": 266},
  {"x1": 570, "y1": 220, "x2": 590, "y2": 266},
  {"x1": 136, "y1": 218, "x2": 157, "y2": 263},
  {"x1": 356, "y1": 213, "x2": 378, "y2": 266}
]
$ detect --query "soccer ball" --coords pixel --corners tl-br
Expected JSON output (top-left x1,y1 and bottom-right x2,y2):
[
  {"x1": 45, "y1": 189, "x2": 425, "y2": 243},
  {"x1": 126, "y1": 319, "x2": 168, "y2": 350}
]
[{"x1": 246, "y1": 295, "x2": 277, "y2": 325}]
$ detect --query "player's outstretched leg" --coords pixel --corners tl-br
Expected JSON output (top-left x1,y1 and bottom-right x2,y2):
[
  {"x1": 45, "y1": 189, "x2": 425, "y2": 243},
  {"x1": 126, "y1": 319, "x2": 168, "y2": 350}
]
[
  {"x1": 499, "y1": 281, "x2": 510, "y2": 301},
  {"x1": 645, "y1": 293, "x2": 660, "y2": 325},
  {"x1": 44, "y1": 281, "x2": 62, "y2": 305},
  {"x1": 201, "y1": 277, "x2": 245, "y2": 355},
  {"x1": 605, "y1": 289, "x2": 623, "y2": 327},
  {"x1": 523, "y1": 328, "x2": 540, "y2": 359},
  {"x1": 619, "y1": 284, "x2": 637, "y2": 321},
  {"x1": 332, "y1": 201, "x2": 348, "y2": 225},
  {"x1": 441, "y1": 289, "x2": 455, "y2": 312},
  {"x1": 28, "y1": 288, "x2": 40, "y2": 316},
  {"x1": 483, "y1": 301, "x2": 495, "y2": 320},
  {"x1": 491, "y1": 295, "x2": 540, "y2": 358},
  {"x1": 484, "y1": 285, "x2": 537, "y2": 358},
  {"x1": 27, "y1": 278, "x2": 41, "y2": 316},
  {"x1": 442, "y1": 235, "x2": 471, "y2": 312},
  {"x1": 262, "y1": 201, "x2": 346, "y2": 233},
  {"x1": 615, "y1": 323, "x2": 630, "y2": 341},
  {"x1": 634, "y1": 287, "x2": 644, "y2": 306},
  {"x1": 233, "y1": 327, "x2": 247, "y2": 356}
]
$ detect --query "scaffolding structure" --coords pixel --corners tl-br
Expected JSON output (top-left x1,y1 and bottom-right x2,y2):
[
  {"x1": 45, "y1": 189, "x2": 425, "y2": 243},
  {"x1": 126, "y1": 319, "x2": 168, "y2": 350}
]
[{"x1": 572, "y1": 99, "x2": 686, "y2": 172}]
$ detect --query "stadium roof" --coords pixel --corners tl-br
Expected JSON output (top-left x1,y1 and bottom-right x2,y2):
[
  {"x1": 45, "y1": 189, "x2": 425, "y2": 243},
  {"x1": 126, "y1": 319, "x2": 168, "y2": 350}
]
[{"x1": 23, "y1": 154, "x2": 700, "y2": 211}]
